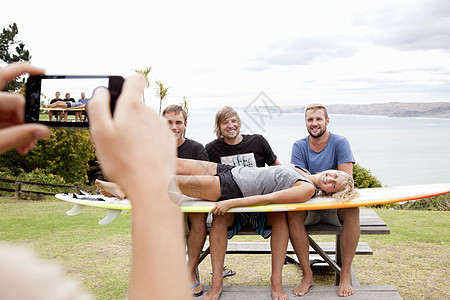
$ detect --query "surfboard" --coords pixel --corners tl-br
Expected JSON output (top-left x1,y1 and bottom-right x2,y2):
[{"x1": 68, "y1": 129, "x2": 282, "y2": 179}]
[{"x1": 56, "y1": 183, "x2": 450, "y2": 224}]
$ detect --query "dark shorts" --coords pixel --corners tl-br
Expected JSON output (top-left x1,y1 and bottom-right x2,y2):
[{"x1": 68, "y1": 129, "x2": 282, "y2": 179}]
[
  {"x1": 214, "y1": 164, "x2": 271, "y2": 239},
  {"x1": 215, "y1": 164, "x2": 243, "y2": 201}
]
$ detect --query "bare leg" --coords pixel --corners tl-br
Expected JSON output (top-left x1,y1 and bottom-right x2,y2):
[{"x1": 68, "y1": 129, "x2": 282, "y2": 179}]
[
  {"x1": 187, "y1": 213, "x2": 207, "y2": 296},
  {"x1": 48, "y1": 110, "x2": 53, "y2": 121},
  {"x1": 95, "y1": 172, "x2": 221, "y2": 201},
  {"x1": 287, "y1": 211, "x2": 314, "y2": 296},
  {"x1": 64, "y1": 111, "x2": 69, "y2": 121},
  {"x1": 176, "y1": 175, "x2": 221, "y2": 201},
  {"x1": 267, "y1": 212, "x2": 289, "y2": 300},
  {"x1": 95, "y1": 179, "x2": 126, "y2": 199},
  {"x1": 337, "y1": 207, "x2": 360, "y2": 297},
  {"x1": 177, "y1": 158, "x2": 217, "y2": 176},
  {"x1": 204, "y1": 213, "x2": 234, "y2": 300}
]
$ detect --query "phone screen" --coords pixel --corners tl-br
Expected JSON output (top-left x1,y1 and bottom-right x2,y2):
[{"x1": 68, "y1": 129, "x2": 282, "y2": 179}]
[{"x1": 26, "y1": 75, "x2": 123, "y2": 127}]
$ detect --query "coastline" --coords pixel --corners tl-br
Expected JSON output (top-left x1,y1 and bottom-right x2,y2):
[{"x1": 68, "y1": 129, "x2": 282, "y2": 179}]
[{"x1": 226, "y1": 102, "x2": 450, "y2": 120}]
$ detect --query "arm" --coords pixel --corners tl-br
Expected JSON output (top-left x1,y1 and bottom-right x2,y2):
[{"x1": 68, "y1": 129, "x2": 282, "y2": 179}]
[
  {"x1": 270, "y1": 159, "x2": 281, "y2": 166},
  {"x1": 338, "y1": 162, "x2": 353, "y2": 176},
  {"x1": 290, "y1": 140, "x2": 308, "y2": 168},
  {"x1": 88, "y1": 76, "x2": 190, "y2": 299},
  {"x1": 210, "y1": 182, "x2": 316, "y2": 215}
]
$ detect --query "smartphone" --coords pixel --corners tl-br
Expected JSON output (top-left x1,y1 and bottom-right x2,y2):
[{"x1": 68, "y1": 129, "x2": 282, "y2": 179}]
[{"x1": 25, "y1": 75, "x2": 124, "y2": 127}]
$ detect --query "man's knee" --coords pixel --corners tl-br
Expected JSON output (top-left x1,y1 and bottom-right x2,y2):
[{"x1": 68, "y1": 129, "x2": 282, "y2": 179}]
[
  {"x1": 287, "y1": 211, "x2": 307, "y2": 227},
  {"x1": 338, "y1": 207, "x2": 359, "y2": 229},
  {"x1": 211, "y1": 213, "x2": 234, "y2": 228},
  {"x1": 338, "y1": 207, "x2": 359, "y2": 223},
  {"x1": 189, "y1": 213, "x2": 207, "y2": 233},
  {"x1": 267, "y1": 212, "x2": 287, "y2": 226}
]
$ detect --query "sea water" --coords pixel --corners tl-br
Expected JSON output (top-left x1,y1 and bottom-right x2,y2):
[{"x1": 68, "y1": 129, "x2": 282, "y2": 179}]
[{"x1": 185, "y1": 110, "x2": 450, "y2": 187}]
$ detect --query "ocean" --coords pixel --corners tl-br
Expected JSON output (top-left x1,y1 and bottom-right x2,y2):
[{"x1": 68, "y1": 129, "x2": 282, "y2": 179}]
[{"x1": 184, "y1": 110, "x2": 450, "y2": 187}]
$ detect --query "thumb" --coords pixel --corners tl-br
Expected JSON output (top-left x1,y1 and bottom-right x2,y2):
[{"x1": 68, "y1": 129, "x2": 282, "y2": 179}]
[{"x1": 0, "y1": 124, "x2": 50, "y2": 155}]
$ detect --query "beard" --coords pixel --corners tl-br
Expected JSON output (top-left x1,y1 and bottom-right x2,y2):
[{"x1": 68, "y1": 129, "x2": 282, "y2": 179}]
[{"x1": 308, "y1": 126, "x2": 327, "y2": 138}]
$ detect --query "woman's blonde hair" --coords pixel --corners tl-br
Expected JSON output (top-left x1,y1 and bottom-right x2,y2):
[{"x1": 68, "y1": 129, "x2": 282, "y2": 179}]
[{"x1": 321, "y1": 171, "x2": 359, "y2": 202}]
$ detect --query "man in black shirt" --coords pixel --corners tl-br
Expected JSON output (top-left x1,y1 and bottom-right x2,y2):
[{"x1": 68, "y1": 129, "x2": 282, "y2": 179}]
[
  {"x1": 162, "y1": 105, "x2": 208, "y2": 297},
  {"x1": 48, "y1": 91, "x2": 63, "y2": 121}
]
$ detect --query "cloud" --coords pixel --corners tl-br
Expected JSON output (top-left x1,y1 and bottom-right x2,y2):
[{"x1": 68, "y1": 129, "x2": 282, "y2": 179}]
[
  {"x1": 257, "y1": 36, "x2": 358, "y2": 66},
  {"x1": 369, "y1": 0, "x2": 450, "y2": 51}
]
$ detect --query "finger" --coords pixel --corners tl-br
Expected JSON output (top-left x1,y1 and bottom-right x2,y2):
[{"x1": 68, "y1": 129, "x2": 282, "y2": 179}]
[
  {"x1": 113, "y1": 74, "x2": 146, "y2": 116},
  {"x1": 0, "y1": 62, "x2": 45, "y2": 89},
  {"x1": 0, "y1": 93, "x2": 25, "y2": 127},
  {"x1": 17, "y1": 141, "x2": 35, "y2": 155},
  {"x1": 0, "y1": 124, "x2": 50, "y2": 155},
  {"x1": 88, "y1": 87, "x2": 113, "y2": 141}
]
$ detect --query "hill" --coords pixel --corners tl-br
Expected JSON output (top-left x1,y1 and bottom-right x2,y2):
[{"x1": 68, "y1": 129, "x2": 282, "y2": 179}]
[{"x1": 280, "y1": 102, "x2": 450, "y2": 118}]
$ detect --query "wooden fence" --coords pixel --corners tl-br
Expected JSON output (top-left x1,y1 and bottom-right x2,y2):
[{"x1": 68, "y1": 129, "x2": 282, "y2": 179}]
[{"x1": 0, "y1": 178, "x2": 84, "y2": 199}]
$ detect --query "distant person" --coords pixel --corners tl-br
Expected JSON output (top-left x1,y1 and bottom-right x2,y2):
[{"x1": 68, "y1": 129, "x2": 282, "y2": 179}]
[
  {"x1": 63, "y1": 92, "x2": 75, "y2": 103},
  {"x1": 63, "y1": 93, "x2": 76, "y2": 121},
  {"x1": 78, "y1": 92, "x2": 89, "y2": 104},
  {"x1": 204, "y1": 106, "x2": 288, "y2": 300},
  {"x1": 76, "y1": 92, "x2": 89, "y2": 122},
  {"x1": 43, "y1": 101, "x2": 86, "y2": 109},
  {"x1": 0, "y1": 62, "x2": 191, "y2": 299},
  {"x1": 162, "y1": 104, "x2": 209, "y2": 297},
  {"x1": 48, "y1": 91, "x2": 63, "y2": 121},
  {"x1": 289, "y1": 103, "x2": 358, "y2": 297}
]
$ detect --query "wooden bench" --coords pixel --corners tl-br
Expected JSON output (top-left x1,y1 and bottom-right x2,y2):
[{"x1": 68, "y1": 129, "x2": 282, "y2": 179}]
[
  {"x1": 193, "y1": 209, "x2": 390, "y2": 286},
  {"x1": 198, "y1": 285, "x2": 402, "y2": 299}
]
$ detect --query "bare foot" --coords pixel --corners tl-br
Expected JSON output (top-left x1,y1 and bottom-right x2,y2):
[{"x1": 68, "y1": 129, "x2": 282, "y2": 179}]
[
  {"x1": 271, "y1": 285, "x2": 288, "y2": 300},
  {"x1": 338, "y1": 277, "x2": 354, "y2": 297},
  {"x1": 271, "y1": 276, "x2": 288, "y2": 300},
  {"x1": 191, "y1": 280, "x2": 203, "y2": 297},
  {"x1": 203, "y1": 286, "x2": 222, "y2": 300},
  {"x1": 95, "y1": 179, "x2": 126, "y2": 199},
  {"x1": 293, "y1": 275, "x2": 314, "y2": 296}
]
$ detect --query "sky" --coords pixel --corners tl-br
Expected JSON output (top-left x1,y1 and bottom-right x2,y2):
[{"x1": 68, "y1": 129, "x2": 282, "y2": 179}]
[{"x1": 2, "y1": 0, "x2": 450, "y2": 110}]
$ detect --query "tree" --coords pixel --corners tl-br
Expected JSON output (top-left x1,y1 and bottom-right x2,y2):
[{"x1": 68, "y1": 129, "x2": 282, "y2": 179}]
[
  {"x1": 155, "y1": 80, "x2": 170, "y2": 116},
  {"x1": 134, "y1": 66, "x2": 152, "y2": 104},
  {"x1": 0, "y1": 129, "x2": 95, "y2": 184},
  {"x1": 0, "y1": 23, "x2": 32, "y2": 92},
  {"x1": 181, "y1": 96, "x2": 189, "y2": 116}
]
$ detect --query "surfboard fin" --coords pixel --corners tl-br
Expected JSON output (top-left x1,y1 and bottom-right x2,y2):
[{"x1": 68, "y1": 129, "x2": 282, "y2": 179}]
[
  {"x1": 98, "y1": 209, "x2": 122, "y2": 225},
  {"x1": 66, "y1": 204, "x2": 86, "y2": 216}
]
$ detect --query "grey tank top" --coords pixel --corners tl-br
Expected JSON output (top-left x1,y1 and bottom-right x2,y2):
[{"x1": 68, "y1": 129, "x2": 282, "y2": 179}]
[{"x1": 230, "y1": 164, "x2": 317, "y2": 197}]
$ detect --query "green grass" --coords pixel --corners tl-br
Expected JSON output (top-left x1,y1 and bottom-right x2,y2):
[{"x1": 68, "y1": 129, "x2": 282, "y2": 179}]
[{"x1": 1, "y1": 197, "x2": 449, "y2": 299}]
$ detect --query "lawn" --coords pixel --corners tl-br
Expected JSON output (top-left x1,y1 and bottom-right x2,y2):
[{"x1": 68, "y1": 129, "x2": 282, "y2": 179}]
[{"x1": 0, "y1": 196, "x2": 448, "y2": 299}]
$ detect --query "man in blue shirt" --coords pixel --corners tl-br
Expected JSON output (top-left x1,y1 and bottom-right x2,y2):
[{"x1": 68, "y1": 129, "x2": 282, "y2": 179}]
[
  {"x1": 75, "y1": 92, "x2": 89, "y2": 122},
  {"x1": 290, "y1": 104, "x2": 359, "y2": 297}
]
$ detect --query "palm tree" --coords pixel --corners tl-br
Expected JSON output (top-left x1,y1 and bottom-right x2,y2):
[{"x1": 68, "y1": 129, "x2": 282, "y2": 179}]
[
  {"x1": 181, "y1": 96, "x2": 189, "y2": 136},
  {"x1": 134, "y1": 66, "x2": 152, "y2": 104},
  {"x1": 155, "y1": 80, "x2": 170, "y2": 116},
  {"x1": 181, "y1": 96, "x2": 189, "y2": 116}
]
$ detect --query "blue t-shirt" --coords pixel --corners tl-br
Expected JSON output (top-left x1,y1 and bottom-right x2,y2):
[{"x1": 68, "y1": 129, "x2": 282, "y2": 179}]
[
  {"x1": 78, "y1": 98, "x2": 89, "y2": 104},
  {"x1": 290, "y1": 133, "x2": 355, "y2": 174}
]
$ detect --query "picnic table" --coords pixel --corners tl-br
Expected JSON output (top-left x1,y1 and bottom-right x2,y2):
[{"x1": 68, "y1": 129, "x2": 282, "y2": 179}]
[
  {"x1": 188, "y1": 209, "x2": 402, "y2": 299},
  {"x1": 41, "y1": 107, "x2": 87, "y2": 122}
]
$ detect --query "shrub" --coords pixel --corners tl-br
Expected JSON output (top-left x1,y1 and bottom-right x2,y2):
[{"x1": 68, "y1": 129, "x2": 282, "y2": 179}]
[
  {"x1": 400, "y1": 194, "x2": 450, "y2": 211},
  {"x1": 353, "y1": 164, "x2": 382, "y2": 189},
  {"x1": 0, "y1": 128, "x2": 95, "y2": 184}
]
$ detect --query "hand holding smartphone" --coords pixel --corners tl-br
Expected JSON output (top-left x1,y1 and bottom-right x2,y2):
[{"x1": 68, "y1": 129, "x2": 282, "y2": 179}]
[{"x1": 25, "y1": 75, "x2": 124, "y2": 127}]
